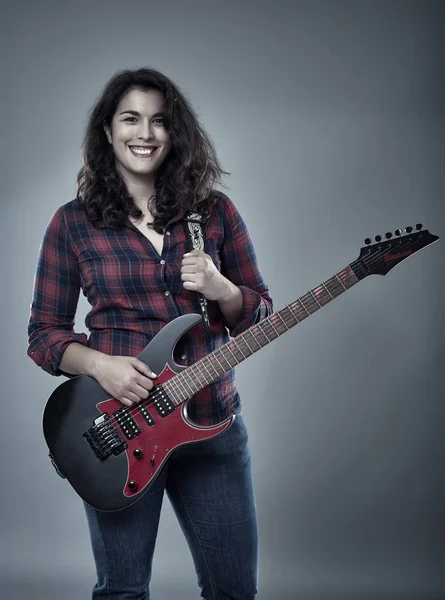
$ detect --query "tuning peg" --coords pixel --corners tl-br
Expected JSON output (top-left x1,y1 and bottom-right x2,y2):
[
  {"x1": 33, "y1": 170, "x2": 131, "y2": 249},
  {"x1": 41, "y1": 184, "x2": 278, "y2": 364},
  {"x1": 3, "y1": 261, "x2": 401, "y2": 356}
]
[
  {"x1": 415, "y1": 223, "x2": 423, "y2": 230},
  {"x1": 405, "y1": 226, "x2": 413, "y2": 233},
  {"x1": 385, "y1": 232, "x2": 393, "y2": 239},
  {"x1": 395, "y1": 229, "x2": 403, "y2": 236},
  {"x1": 364, "y1": 238, "x2": 372, "y2": 245},
  {"x1": 375, "y1": 235, "x2": 382, "y2": 242}
]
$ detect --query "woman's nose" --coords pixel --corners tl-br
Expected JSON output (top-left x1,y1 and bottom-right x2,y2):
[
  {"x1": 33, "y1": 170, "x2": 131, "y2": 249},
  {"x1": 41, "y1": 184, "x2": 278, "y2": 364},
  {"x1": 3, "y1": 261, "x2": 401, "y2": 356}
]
[{"x1": 137, "y1": 119, "x2": 154, "y2": 140}]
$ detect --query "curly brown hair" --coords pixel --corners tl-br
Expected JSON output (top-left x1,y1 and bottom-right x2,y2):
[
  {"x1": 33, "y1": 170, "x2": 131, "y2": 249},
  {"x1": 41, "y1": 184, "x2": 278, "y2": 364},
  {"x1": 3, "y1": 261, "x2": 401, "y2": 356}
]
[{"x1": 76, "y1": 67, "x2": 230, "y2": 233}]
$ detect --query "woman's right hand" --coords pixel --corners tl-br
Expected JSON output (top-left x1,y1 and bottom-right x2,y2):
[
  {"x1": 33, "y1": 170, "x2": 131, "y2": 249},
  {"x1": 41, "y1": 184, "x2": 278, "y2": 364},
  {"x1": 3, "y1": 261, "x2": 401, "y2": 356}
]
[{"x1": 91, "y1": 354, "x2": 158, "y2": 407}]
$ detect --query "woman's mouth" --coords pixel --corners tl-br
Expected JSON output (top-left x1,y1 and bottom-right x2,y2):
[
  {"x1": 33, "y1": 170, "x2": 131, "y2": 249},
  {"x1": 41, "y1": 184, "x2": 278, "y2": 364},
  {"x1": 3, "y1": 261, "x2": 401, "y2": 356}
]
[{"x1": 128, "y1": 145, "x2": 159, "y2": 158}]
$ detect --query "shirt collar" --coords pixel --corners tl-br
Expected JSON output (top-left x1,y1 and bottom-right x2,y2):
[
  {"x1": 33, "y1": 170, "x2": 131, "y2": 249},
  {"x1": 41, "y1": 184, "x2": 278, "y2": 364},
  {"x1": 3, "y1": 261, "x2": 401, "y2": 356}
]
[{"x1": 124, "y1": 208, "x2": 186, "y2": 231}]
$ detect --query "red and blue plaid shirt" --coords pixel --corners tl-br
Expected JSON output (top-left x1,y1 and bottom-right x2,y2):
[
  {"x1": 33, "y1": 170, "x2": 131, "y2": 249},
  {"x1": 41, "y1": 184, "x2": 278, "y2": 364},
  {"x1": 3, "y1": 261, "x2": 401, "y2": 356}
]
[{"x1": 27, "y1": 192, "x2": 273, "y2": 424}]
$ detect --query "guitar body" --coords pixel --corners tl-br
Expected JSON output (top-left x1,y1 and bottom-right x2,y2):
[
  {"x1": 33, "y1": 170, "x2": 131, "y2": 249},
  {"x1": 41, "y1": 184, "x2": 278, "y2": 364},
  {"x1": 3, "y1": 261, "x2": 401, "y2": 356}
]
[{"x1": 43, "y1": 314, "x2": 235, "y2": 512}]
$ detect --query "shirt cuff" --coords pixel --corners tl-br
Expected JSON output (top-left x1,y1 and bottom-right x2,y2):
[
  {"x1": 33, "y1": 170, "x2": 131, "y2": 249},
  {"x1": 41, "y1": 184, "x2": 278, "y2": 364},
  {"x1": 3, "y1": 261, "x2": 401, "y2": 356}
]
[
  {"x1": 28, "y1": 333, "x2": 89, "y2": 377},
  {"x1": 228, "y1": 285, "x2": 269, "y2": 338}
]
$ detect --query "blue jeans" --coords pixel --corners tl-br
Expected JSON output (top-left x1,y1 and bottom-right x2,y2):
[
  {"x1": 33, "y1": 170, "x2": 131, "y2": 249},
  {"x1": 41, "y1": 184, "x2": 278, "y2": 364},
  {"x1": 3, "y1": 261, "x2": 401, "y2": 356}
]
[{"x1": 83, "y1": 413, "x2": 258, "y2": 599}]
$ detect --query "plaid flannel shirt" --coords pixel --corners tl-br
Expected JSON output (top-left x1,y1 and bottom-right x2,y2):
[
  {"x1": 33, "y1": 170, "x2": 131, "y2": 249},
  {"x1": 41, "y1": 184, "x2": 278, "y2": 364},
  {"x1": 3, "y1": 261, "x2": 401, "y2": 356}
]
[{"x1": 27, "y1": 191, "x2": 273, "y2": 424}]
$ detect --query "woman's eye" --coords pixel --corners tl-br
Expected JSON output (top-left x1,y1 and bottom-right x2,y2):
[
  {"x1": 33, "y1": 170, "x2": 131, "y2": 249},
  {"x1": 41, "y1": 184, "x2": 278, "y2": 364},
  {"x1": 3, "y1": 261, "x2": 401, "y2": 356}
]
[{"x1": 124, "y1": 117, "x2": 136, "y2": 122}]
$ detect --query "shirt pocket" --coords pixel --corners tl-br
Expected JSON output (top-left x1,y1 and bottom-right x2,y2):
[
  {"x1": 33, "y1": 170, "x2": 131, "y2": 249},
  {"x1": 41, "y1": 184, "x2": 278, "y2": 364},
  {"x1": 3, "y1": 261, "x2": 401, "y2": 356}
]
[{"x1": 77, "y1": 248, "x2": 159, "y2": 307}]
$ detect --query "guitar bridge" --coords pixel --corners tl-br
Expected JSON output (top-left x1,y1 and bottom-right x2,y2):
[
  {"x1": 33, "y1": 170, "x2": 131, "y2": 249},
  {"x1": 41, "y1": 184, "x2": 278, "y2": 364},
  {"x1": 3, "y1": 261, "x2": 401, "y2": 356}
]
[{"x1": 83, "y1": 414, "x2": 127, "y2": 461}]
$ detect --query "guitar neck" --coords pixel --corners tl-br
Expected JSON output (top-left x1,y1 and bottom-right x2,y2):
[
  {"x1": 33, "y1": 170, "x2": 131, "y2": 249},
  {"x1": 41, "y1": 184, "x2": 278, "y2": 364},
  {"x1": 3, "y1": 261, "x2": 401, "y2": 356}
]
[{"x1": 164, "y1": 260, "x2": 365, "y2": 404}]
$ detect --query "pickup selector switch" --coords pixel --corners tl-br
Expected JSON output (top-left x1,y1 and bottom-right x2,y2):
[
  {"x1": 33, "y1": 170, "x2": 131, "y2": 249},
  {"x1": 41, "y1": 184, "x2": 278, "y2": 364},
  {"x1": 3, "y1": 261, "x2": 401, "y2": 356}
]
[
  {"x1": 128, "y1": 480, "x2": 138, "y2": 491},
  {"x1": 133, "y1": 448, "x2": 143, "y2": 459}
]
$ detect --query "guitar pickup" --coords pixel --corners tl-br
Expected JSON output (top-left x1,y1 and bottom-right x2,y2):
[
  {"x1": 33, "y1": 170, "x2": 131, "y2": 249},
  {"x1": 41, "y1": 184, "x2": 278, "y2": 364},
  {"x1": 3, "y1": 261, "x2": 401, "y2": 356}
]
[
  {"x1": 113, "y1": 407, "x2": 142, "y2": 440},
  {"x1": 152, "y1": 386, "x2": 175, "y2": 418},
  {"x1": 138, "y1": 404, "x2": 155, "y2": 426}
]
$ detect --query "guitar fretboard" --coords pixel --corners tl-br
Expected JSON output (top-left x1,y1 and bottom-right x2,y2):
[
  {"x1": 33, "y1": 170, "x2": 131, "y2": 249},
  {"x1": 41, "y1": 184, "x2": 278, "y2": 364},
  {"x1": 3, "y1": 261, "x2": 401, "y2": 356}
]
[{"x1": 163, "y1": 262, "x2": 362, "y2": 405}]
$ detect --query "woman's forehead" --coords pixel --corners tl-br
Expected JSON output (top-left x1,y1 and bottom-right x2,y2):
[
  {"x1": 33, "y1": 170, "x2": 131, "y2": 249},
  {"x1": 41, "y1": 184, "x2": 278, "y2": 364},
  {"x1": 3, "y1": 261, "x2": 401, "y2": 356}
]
[{"x1": 115, "y1": 88, "x2": 165, "y2": 114}]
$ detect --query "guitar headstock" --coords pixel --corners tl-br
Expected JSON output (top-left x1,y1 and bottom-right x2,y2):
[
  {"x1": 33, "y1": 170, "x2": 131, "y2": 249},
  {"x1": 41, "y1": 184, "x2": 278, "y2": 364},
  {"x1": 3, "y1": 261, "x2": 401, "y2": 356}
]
[{"x1": 356, "y1": 224, "x2": 439, "y2": 276}]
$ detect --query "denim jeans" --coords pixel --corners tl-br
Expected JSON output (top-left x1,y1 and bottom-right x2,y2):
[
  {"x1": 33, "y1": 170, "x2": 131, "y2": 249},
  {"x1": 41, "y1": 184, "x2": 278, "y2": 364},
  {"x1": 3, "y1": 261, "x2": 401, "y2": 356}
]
[{"x1": 83, "y1": 412, "x2": 258, "y2": 599}]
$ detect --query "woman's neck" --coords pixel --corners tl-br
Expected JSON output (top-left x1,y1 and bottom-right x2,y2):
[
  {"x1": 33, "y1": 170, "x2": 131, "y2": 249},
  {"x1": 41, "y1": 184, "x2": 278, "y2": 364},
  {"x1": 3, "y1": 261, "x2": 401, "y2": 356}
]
[{"x1": 119, "y1": 169, "x2": 156, "y2": 213}]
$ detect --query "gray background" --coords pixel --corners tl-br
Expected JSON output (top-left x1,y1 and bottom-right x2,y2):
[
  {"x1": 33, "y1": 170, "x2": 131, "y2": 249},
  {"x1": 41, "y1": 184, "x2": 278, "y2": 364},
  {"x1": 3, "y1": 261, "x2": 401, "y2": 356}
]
[{"x1": 1, "y1": 0, "x2": 444, "y2": 598}]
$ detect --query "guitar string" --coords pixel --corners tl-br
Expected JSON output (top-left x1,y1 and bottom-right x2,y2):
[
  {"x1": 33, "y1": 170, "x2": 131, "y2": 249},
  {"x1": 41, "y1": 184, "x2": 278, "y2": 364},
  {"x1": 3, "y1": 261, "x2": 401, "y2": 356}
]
[{"x1": 93, "y1": 234, "x2": 424, "y2": 439}]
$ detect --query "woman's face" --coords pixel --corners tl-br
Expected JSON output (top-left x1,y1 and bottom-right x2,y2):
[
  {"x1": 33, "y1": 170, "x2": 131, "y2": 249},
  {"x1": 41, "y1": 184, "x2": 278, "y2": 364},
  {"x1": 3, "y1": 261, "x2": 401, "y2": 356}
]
[{"x1": 104, "y1": 87, "x2": 172, "y2": 184}]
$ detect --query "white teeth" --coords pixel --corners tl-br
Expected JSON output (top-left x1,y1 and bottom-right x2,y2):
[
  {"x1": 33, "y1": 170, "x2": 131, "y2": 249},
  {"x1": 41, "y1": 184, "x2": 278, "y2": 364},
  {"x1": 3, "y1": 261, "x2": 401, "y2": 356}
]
[{"x1": 130, "y1": 147, "x2": 157, "y2": 155}]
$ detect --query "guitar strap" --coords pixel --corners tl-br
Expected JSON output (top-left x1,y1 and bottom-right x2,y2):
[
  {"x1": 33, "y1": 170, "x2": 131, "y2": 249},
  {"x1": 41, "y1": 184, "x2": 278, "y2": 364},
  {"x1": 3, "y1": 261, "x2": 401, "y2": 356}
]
[{"x1": 182, "y1": 209, "x2": 211, "y2": 330}]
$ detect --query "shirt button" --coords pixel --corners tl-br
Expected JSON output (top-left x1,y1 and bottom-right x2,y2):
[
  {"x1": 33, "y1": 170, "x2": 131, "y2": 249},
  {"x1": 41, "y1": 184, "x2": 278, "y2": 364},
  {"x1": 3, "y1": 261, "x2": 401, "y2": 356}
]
[
  {"x1": 165, "y1": 231, "x2": 171, "y2": 236},
  {"x1": 160, "y1": 260, "x2": 165, "y2": 265},
  {"x1": 164, "y1": 291, "x2": 170, "y2": 296},
  {"x1": 181, "y1": 354, "x2": 187, "y2": 360}
]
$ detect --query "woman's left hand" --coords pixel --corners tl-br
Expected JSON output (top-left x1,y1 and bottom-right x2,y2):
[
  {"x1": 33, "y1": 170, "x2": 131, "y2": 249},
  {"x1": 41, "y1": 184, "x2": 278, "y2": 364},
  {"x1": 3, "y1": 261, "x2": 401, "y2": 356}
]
[{"x1": 181, "y1": 249, "x2": 229, "y2": 301}]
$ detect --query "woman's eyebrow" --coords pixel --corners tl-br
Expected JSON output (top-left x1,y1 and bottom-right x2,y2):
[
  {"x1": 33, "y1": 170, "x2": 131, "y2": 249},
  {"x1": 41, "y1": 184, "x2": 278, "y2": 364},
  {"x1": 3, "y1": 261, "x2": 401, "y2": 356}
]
[{"x1": 119, "y1": 110, "x2": 164, "y2": 117}]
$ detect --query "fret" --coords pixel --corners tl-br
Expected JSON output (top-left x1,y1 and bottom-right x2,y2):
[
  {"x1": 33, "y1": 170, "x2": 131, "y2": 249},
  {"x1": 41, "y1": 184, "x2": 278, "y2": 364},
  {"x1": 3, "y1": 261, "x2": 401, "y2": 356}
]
[
  {"x1": 251, "y1": 324, "x2": 269, "y2": 346},
  {"x1": 290, "y1": 300, "x2": 309, "y2": 320},
  {"x1": 299, "y1": 299, "x2": 311, "y2": 317},
  {"x1": 186, "y1": 365, "x2": 205, "y2": 393},
  {"x1": 310, "y1": 290, "x2": 321, "y2": 308},
  {"x1": 282, "y1": 305, "x2": 298, "y2": 325},
  {"x1": 300, "y1": 294, "x2": 318, "y2": 315},
  {"x1": 219, "y1": 347, "x2": 237, "y2": 369},
  {"x1": 263, "y1": 320, "x2": 279, "y2": 339},
  {"x1": 257, "y1": 322, "x2": 272, "y2": 342},
  {"x1": 170, "y1": 376, "x2": 188, "y2": 402},
  {"x1": 246, "y1": 329, "x2": 262, "y2": 350},
  {"x1": 168, "y1": 379, "x2": 187, "y2": 404},
  {"x1": 325, "y1": 277, "x2": 343, "y2": 298},
  {"x1": 228, "y1": 341, "x2": 245, "y2": 362},
  {"x1": 225, "y1": 343, "x2": 240, "y2": 365},
  {"x1": 180, "y1": 372, "x2": 195, "y2": 397},
  {"x1": 217, "y1": 348, "x2": 233, "y2": 370},
  {"x1": 241, "y1": 335, "x2": 255, "y2": 354},
  {"x1": 212, "y1": 353, "x2": 225, "y2": 374},
  {"x1": 190, "y1": 362, "x2": 212, "y2": 387},
  {"x1": 275, "y1": 311, "x2": 290, "y2": 331},
  {"x1": 268, "y1": 317, "x2": 280, "y2": 336},
  {"x1": 200, "y1": 358, "x2": 215, "y2": 382},
  {"x1": 167, "y1": 379, "x2": 186, "y2": 403},
  {"x1": 313, "y1": 285, "x2": 331, "y2": 306},
  {"x1": 233, "y1": 340, "x2": 248, "y2": 360},
  {"x1": 321, "y1": 282, "x2": 334, "y2": 300},
  {"x1": 205, "y1": 356, "x2": 221, "y2": 378},
  {"x1": 336, "y1": 269, "x2": 350, "y2": 289}
]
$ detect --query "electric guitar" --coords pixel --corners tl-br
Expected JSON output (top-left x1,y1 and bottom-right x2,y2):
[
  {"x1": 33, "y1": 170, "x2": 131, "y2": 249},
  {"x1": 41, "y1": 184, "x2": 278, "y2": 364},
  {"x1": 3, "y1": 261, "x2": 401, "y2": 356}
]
[{"x1": 43, "y1": 224, "x2": 439, "y2": 511}]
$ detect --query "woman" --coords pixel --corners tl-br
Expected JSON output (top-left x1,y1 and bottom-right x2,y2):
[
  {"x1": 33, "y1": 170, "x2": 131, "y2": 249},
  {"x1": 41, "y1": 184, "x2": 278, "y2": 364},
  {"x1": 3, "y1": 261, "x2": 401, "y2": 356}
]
[{"x1": 28, "y1": 67, "x2": 273, "y2": 600}]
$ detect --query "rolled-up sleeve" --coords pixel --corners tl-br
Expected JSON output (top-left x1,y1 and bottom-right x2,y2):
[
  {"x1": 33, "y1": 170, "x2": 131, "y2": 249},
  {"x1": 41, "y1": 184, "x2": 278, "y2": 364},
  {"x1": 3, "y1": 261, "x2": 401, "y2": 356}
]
[
  {"x1": 219, "y1": 194, "x2": 273, "y2": 337},
  {"x1": 27, "y1": 206, "x2": 88, "y2": 376}
]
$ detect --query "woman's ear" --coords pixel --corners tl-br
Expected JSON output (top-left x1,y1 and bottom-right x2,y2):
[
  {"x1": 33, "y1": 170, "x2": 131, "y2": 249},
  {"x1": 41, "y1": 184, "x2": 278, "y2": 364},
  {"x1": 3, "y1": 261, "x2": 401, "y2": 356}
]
[{"x1": 103, "y1": 121, "x2": 112, "y2": 144}]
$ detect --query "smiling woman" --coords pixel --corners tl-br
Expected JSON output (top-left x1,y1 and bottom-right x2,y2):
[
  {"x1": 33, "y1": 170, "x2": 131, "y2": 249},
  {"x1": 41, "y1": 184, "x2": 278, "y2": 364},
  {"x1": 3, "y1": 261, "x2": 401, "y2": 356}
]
[{"x1": 27, "y1": 66, "x2": 273, "y2": 600}]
